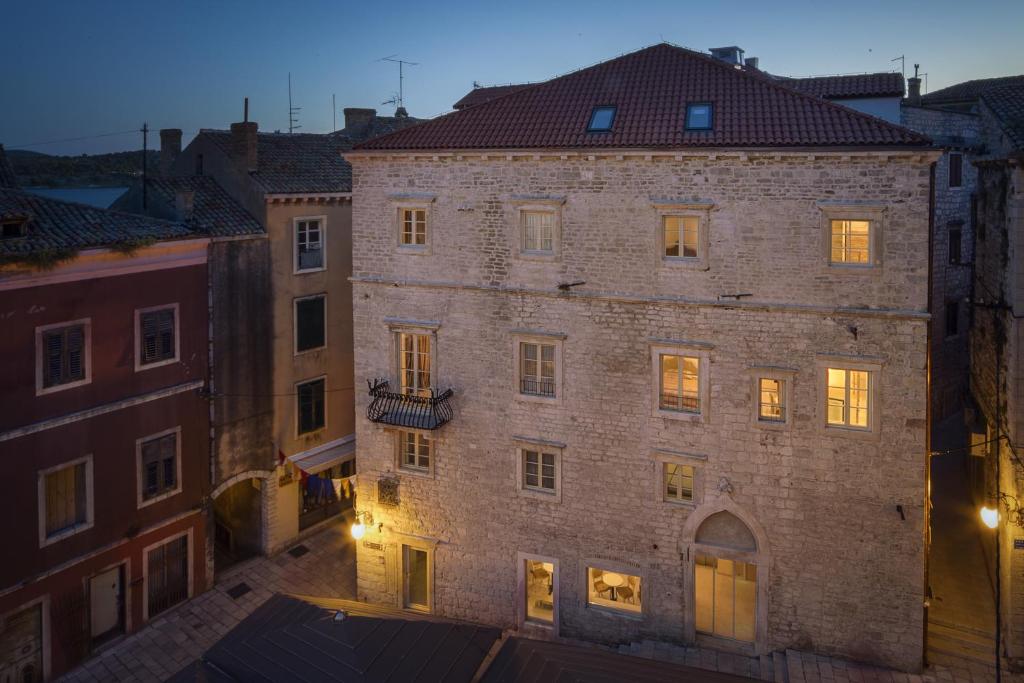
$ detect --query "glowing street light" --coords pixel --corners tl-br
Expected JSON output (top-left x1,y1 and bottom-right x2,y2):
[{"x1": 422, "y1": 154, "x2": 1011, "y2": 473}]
[
  {"x1": 981, "y1": 506, "x2": 999, "y2": 529},
  {"x1": 350, "y1": 518, "x2": 366, "y2": 540}
]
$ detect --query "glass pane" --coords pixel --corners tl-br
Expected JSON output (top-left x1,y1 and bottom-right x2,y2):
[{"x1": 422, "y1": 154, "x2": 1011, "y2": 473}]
[
  {"x1": 759, "y1": 378, "x2": 783, "y2": 420},
  {"x1": 525, "y1": 560, "x2": 554, "y2": 623},
  {"x1": 686, "y1": 104, "x2": 711, "y2": 129},
  {"x1": 588, "y1": 106, "x2": 615, "y2": 131},
  {"x1": 695, "y1": 555, "x2": 715, "y2": 634},
  {"x1": 849, "y1": 370, "x2": 870, "y2": 427},
  {"x1": 587, "y1": 567, "x2": 641, "y2": 612},
  {"x1": 682, "y1": 216, "x2": 699, "y2": 257},
  {"x1": 713, "y1": 558, "x2": 735, "y2": 638},
  {"x1": 405, "y1": 547, "x2": 429, "y2": 609},
  {"x1": 735, "y1": 561, "x2": 757, "y2": 642},
  {"x1": 660, "y1": 354, "x2": 679, "y2": 407},
  {"x1": 826, "y1": 368, "x2": 847, "y2": 425},
  {"x1": 663, "y1": 216, "x2": 680, "y2": 257}
]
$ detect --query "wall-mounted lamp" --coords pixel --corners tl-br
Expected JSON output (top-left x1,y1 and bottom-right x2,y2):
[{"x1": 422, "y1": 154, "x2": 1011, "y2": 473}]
[
  {"x1": 980, "y1": 492, "x2": 1024, "y2": 529},
  {"x1": 350, "y1": 511, "x2": 380, "y2": 540}
]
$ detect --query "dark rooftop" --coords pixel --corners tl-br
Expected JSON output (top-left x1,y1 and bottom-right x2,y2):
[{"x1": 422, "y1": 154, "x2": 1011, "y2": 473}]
[
  {"x1": 357, "y1": 43, "x2": 930, "y2": 152},
  {"x1": 922, "y1": 75, "x2": 1024, "y2": 105},
  {"x1": 0, "y1": 145, "x2": 18, "y2": 189},
  {"x1": 453, "y1": 84, "x2": 534, "y2": 110},
  {"x1": 982, "y1": 81, "x2": 1024, "y2": 151},
  {"x1": 778, "y1": 72, "x2": 905, "y2": 100},
  {"x1": 112, "y1": 175, "x2": 263, "y2": 238}
]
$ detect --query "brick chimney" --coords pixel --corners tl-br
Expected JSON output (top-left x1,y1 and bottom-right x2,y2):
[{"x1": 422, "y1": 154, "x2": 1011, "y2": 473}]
[
  {"x1": 159, "y1": 129, "x2": 182, "y2": 176},
  {"x1": 230, "y1": 121, "x2": 258, "y2": 174},
  {"x1": 344, "y1": 108, "x2": 376, "y2": 133},
  {"x1": 907, "y1": 63, "x2": 922, "y2": 105}
]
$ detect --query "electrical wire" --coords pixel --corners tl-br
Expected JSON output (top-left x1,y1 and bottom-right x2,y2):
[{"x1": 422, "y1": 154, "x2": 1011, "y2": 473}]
[{"x1": 8, "y1": 129, "x2": 142, "y2": 149}]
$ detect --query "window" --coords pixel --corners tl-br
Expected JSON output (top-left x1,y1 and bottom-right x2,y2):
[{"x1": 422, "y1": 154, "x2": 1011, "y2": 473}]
[
  {"x1": 399, "y1": 431, "x2": 431, "y2": 472},
  {"x1": 522, "y1": 449, "x2": 557, "y2": 493},
  {"x1": 663, "y1": 462, "x2": 694, "y2": 503},
  {"x1": 757, "y1": 378, "x2": 785, "y2": 422},
  {"x1": 523, "y1": 558, "x2": 555, "y2": 625},
  {"x1": 829, "y1": 219, "x2": 871, "y2": 265},
  {"x1": 295, "y1": 295, "x2": 326, "y2": 353},
  {"x1": 826, "y1": 368, "x2": 870, "y2": 429},
  {"x1": 403, "y1": 545, "x2": 430, "y2": 611},
  {"x1": 946, "y1": 301, "x2": 960, "y2": 338},
  {"x1": 685, "y1": 103, "x2": 713, "y2": 130},
  {"x1": 399, "y1": 208, "x2": 427, "y2": 247},
  {"x1": 949, "y1": 152, "x2": 963, "y2": 188},
  {"x1": 138, "y1": 307, "x2": 177, "y2": 367},
  {"x1": 520, "y1": 342, "x2": 556, "y2": 397},
  {"x1": 297, "y1": 378, "x2": 326, "y2": 434},
  {"x1": 587, "y1": 106, "x2": 616, "y2": 132},
  {"x1": 949, "y1": 227, "x2": 962, "y2": 264},
  {"x1": 587, "y1": 567, "x2": 641, "y2": 614},
  {"x1": 1, "y1": 219, "x2": 26, "y2": 238},
  {"x1": 195, "y1": 154, "x2": 204, "y2": 176},
  {"x1": 295, "y1": 217, "x2": 324, "y2": 272},
  {"x1": 42, "y1": 460, "x2": 88, "y2": 540},
  {"x1": 139, "y1": 430, "x2": 179, "y2": 504},
  {"x1": 663, "y1": 215, "x2": 699, "y2": 259},
  {"x1": 399, "y1": 332, "x2": 431, "y2": 395},
  {"x1": 695, "y1": 555, "x2": 757, "y2": 642},
  {"x1": 660, "y1": 354, "x2": 700, "y2": 413},
  {"x1": 147, "y1": 535, "x2": 189, "y2": 618},
  {"x1": 521, "y1": 210, "x2": 555, "y2": 253},
  {"x1": 40, "y1": 323, "x2": 86, "y2": 389}
]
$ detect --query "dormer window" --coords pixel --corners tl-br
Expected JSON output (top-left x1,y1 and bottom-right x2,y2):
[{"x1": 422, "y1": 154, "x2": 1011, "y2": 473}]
[
  {"x1": 587, "y1": 106, "x2": 616, "y2": 132},
  {"x1": 1, "y1": 218, "x2": 27, "y2": 239},
  {"x1": 685, "y1": 103, "x2": 713, "y2": 131}
]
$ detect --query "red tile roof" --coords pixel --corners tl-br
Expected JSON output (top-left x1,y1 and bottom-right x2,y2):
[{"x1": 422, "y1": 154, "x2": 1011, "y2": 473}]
[
  {"x1": 453, "y1": 84, "x2": 534, "y2": 109},
  {"x1": 357, "y1": 44, "x2": 930, "y2": 152},
  {"x1": 922, "y1": 75, "x2": 1024, "y2": 105},
  {"x1": 779, "y1": 72, "x2": 905, "y2": 99}
]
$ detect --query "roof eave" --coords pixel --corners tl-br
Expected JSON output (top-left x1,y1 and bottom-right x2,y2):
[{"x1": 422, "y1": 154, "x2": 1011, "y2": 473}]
[{"x1": 346, "y1": 144, "x2": 938, "y2": 159}]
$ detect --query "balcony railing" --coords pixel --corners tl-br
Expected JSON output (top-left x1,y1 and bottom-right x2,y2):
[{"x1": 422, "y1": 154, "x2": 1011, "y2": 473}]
[{"x1": 367, "y1": 378, "x2": 454, "y2": 430}]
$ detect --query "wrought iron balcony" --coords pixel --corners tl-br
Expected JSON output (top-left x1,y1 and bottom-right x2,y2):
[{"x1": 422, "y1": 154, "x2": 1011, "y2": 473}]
[{"x1": 367, "y1": 378, "x2": 454, "y2": 430}]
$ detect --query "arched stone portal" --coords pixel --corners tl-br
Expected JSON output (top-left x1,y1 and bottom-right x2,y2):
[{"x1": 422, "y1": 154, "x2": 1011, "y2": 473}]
[{"x1": 211, "y1": 470, "x2": 273, "y2": 575}]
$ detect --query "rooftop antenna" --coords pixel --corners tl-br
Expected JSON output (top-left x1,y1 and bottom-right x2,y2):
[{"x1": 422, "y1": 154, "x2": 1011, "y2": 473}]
[
  {"x1": 332, "y1": 93, "x2": 336, "y2": 132},
  {"x1": 377, "y1": 55, "x2": 419, "y2": 111},
  {"x1": 288, "y1": 73, "x2": 301, "y2": 134},
  {"x1": 891, "y1": 54, "x2": 905, "y2": 79},
  {"x1": 140, "y1": 122, "x2": 148, "y2": 209}
]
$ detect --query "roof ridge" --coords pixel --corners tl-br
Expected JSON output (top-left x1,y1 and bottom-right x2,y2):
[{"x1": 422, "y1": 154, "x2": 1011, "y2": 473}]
[{"x1": 0, "y1": 186, "x2": 185, "y2": 228}]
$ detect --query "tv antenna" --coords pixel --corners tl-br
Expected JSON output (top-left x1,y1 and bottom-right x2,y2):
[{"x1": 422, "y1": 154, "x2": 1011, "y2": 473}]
[
  {"x1": 377, "y1": 55, "x2": 418, "y2": 111},
  {"x1": 288, "y1": 72, "x2": 301, "y2": 133},
  {"x1": 891, "y1": 54, "x2": 905, "y2": 79}
]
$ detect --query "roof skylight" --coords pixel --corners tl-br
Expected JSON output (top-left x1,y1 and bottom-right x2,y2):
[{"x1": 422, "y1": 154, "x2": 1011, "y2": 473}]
[{"x1": 587, "y1": 106, "x2": 616, "y2": 132}]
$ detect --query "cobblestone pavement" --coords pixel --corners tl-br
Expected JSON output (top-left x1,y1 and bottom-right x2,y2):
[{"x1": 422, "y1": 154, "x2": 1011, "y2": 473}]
[{"x1": 57, "y1": 520, "x2": 355, "y2": 682}]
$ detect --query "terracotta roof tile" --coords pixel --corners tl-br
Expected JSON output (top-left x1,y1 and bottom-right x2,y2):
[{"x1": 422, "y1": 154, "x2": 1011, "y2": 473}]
[
  {"x1": 357, "y1": 44, "x2": 930, "y2": 152},
  {"x1": 453, "y1": 84, "x2": 534, "y2": 109},
  {"x1": 923, "y1": 75, "x2": 1024, "y2": 105},
  {"x1": 982, "y1": 82, "x2": 1024, "y2": 150},
  {"x1": 779, "y1": 72, "x2": 905, "y2": 99}
]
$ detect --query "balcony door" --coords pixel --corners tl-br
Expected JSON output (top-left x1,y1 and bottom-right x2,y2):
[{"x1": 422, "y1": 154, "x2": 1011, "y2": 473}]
[{"x1": 402, "y1": 545, "x2": 431, "y2": 612}]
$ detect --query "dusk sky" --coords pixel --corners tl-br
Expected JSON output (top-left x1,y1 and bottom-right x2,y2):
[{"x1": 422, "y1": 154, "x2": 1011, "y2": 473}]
[{"x1": 2, "y1": 0, "x2": 1023, "y2": 156}]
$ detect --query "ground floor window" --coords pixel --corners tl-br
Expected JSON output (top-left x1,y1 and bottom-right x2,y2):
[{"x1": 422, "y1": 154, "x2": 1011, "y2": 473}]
[
  {"x1": 0, "y1": 603, "x2": 43, "y2": 682},
  {"x1": 299, "y1": 460, "x2": 355, "y2": 531},
  {"x1": 403, "y1": 545, "x2": 430, "y2": 611},
  {"x1": 147, "y1": 535, "x2": 189, "y2": 618},
  {"x1": 695, "y1": 554, "x2": 756, "y2": 642},
  {"x1": 524, "y1": 559, "x2": 554, "y2": 624},
  {"x1": 587, "y1": 567, "x2": 641, "y2": 614}
]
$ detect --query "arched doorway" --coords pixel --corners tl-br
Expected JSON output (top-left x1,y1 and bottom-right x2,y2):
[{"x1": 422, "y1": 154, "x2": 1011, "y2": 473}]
[
  {"x1": 682, "y1": 502, "x2": 769, "y2": 654},
  {"x1": 211, "y1": 471, "x2": 271, "y2": 573}
]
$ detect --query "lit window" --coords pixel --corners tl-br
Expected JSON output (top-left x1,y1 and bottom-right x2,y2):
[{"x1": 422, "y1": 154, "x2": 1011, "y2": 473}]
[
  {"x1": 524, "y1": 559, "x2": 555, "y2": 624},
  {"x1": 522, "y1": 449, "x2": 557, "y2": 493},
  {"x1": 826, "y1": 368, "x2": 870, "y2": 429},
  {"x1": 399, "y1": 332, "x2": 431, "y2": 395},
  {"x1": 399, "y1": 431, "x2": 431, "y2": 471},
  {"x1": 400, "y1": 208, "x2": 427, "y2": 247},
  {"x1": 297, "y1": 378, "x2": 325, "y2": 434},
  {"x1": 663, "y1": 215, "x2": 699, "y2": 258},
  {"x1": 695, "y1": 555, "x2": 756, "y2": 642},
  {"x1": 758, "y1": 378, "x2": 785, "y2": 422},
  {"x1": 685, "y1": 103, "x2": 713, "y2": 130},
  {"x1": 663, "y1": 463, "x2": 694, "y2": 503},
  {"x1": 587, "y1": 106, "x2": 616, "y2": 132},
  {"x1": 829, "y1": 219, "x2": 871, "y2": 265},
  {"x1": 587, "y1": 567, "x2": 641, "y2": 614},
  {"x1": 295, "y1": 218, "x2": 324, "y2": 271},
  {"x1": 520, "y1": 342, "x2": 556, "y2": 397},
  {"x1": 522, "y1": 210, "x2": 555, "y2": 253},
  {"x1": 43, "y1": 461, "x2": 88, "y2": 538},
  {"x1": 660, "y1": 354, "x2": 700, "y2": 413}
]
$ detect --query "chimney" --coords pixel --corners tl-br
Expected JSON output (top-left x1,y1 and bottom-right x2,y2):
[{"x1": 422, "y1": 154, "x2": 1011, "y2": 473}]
[
  {"x1": 907, "y1": 63, "x2": 922, "y2": 105},
  {"x1": 344, "y1": 108, "x2": 376, "y2": 132},
  {"x1": 709, "y1": 46, "x2": 744, "y2": 65},
  {"x1": 175, "y1": 190, "x2": 195, "y2": 221},
  {"x1": 159, "y1": 129, "x2": 182, "y2": 176},
  {"x1": 744, "y1": 56, "x2": 759, "y2": 70},
  {"x1": 230, "y1": 121, "x2": 258, "y2": 173}
]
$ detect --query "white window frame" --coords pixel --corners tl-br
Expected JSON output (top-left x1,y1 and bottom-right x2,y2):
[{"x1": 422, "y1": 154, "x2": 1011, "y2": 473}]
[
  {"x1": 511, "y1": 197, "x2": 564, "y2": 262},
  {"x1": 512, "y1": 330, "x2": 565, "y2": 405},
  {"x1": 747, "y1": 366, "x2": 796, "y2": 430},
  {"x1": 652, "y1": 201, "x2": 712, "y2": 270},
  {"x1": 583, "y1": 559, "x2": 644, "y2": 618},
  {"x1": 650, "y1": 339, "x2": 712, "y2": 423},
  {"x1": 35, "y1": 318, "x2": 92, "y2": 396},
  {"x1": 295, "y1": 374, "x2": 328, "y2": 437},
  {"x1": 816, "y1": 355, "x2": 883, "y2": 439},
  {"x1": 135, "y1": 426, "x2": 183, "y2": 509},
  {"x1": 516, "y1": 551, "x2": 560, "y2": 632},
  {"x1": 134, "y1": 303, "x2": 181, "y2": 372},
  {"x1": 293, "y1": 293, "x2": 327, "y2": 355},
  {"x1": 818, "y1": 201, "x2": 886, "y2": 270},
  {"x1": 514, "y1": 437, "x2": 564, "y2": 503},
  {"x1": 38, "y1": 454, "x2": 94, "y2": 548},
  {"x1": 398, "y1": 538, "x2": 435, "y2": 613},
  {"x1": 396, "y1": 429, "x2": 434, "y2": 478},
  {"x1": 141, "y1": 528, "x2": 193, "y2": 622},
  {"x1": 293, "y1": 215, "x2": 327, "y2": 274},
  {"x1": 395, "y1": 203, "x2": 432, "y2": 254},
  {"x1": 653, "y1": 449, "x2": 705, "y2": 507}
]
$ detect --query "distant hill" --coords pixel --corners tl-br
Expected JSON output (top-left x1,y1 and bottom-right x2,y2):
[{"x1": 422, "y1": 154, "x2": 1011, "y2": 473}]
[{"x1": 7, "y1": 149, "x2": 159, "y2": 188}]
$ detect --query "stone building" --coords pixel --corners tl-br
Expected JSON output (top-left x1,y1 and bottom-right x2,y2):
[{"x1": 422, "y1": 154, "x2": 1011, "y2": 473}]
[{"x1": 347, "y1": 44, "x2": 937, "y2": 671}]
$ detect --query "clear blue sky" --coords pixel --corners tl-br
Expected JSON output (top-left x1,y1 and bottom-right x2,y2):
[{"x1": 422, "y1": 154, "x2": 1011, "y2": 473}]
[{"x1": 2, "y1": 0, "x2": 1022, "y2": 155}]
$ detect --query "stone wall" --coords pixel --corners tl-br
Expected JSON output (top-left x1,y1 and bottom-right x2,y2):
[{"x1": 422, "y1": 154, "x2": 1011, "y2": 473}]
[{"x1": 349, "y1": 152, "x2": 932, "y2": 671}]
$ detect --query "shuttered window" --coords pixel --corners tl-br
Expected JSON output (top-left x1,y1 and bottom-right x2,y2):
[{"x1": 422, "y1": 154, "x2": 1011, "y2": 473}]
[
  {"x1": 44, "y1": 461, "x2": 87, "y2": 537},
  {"x1": 295, "y1": 296, "x2": 326, "y2": 352},
  {"x1": 42, "y1": 325, "x2": 86, "y2": 388},
  {"x1": 141, "y1": 432, "x2": 178, "y2": 500},
  {"x1": 139, "y1": 308, "x2": 176, "y2": 365},
  {"x1": 147, "y1": 536, "x2": 189, "y2": 617},
  {"x1": 297, "y1": 378, "x2": 326, "y2": 434}
]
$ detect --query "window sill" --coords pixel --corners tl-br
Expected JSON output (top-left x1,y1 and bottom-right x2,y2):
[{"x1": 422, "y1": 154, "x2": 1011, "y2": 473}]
[
  {"x1": 695, "y1": 633, "x2": 756, "y2": 656},
  {"x1": 138, "y1": 488, "x2": 183, "y2": 509},
  {"x1": 659, "y1": 257, "x2": 709, "y2": 270},
  {"x1": 518, "y1": 487, "x2": 561, "y2": 504},
  {"x1": 136, "y1": 357, "x2": 179, "y2": 372},
  {"x1": 662, "y1": 498, "x2": 697, "y2": 509},
  {"x1": 396, "y1": 245, "x2": 430, "y2": 256},
  {"x1": 823, "y1": 424, "x2": 879, "y2": 441},
  {"x1": 516, "y1": 392, "x2": 561, "y2": 406},
  {"x1": 40, "y1": 521, "x2": 94, "y2": 548},
  {"x1": 517, "y1": 250, "x2": 559, "y2": 263},
  {"x1": 294, "y1": 345, "x2": 327, "y2": 357},
  {"x1": 293, "y1": 266, "x2": 326, "y2": 275},
  {"x1": 753, "y1": 418, "x2": 789, "y2": 431},
  {"x1": 586, "y1": 603, "x2": 643, "y2": 621},
  {"x1": 653, "y1": 408, "x2": 704, "y2": 423},
  {"x1": 825, "y1": 263, "x2": 880, "y2": 272},
  {"x1": 36, "y1": 377, "x2": 91, "y2": 396},
  {"x1": 298, "y1": 428, "x2": 327, "y2": 440},
  {"x1": 399, "y1": 467, "x2": 434, "y2": 479}
]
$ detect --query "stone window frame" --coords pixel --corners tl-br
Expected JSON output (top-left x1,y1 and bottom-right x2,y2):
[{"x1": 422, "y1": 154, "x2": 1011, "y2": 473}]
[
  {"x1": 651, "y1": 448, "x2": 706, "y2": 508},
  {"x1": 815, "y1": 354, "x2": 884, "y2": 440},
  {"x1": 391, "y1": 194, "x2": 437, "y2": 256},
  {"x1": 513, "y1": 435, "x2": 564, "y2": 504},
  {"x1": 394, "y1": 428, "x2": 435, "y2": 479},
  {"x1": 37, "y1": 454, "x2": 95, "y2": 548},
  {"x1": 394, "y1": 533, "x2": 437, "y2": 614},
  {"x1": 295, "y1": 374, "x2": 328, "y2": 438},
  {"x1": 516, "y1": 551, "x2": 560, "y2": 633},
  {"x1": 135, "y1": 426, "x2": 183, "y2": 509},
  {"x1": 511, "y1": 329, "x2": 565, "y2": 406},
  {"x1": 651, "y1": 200, "x2": 713, "y2": 271},
  {"x1": 509, "y1": 196, "x2": 565, "y2": 263},
  {"x1": 293, "y1": 293, "x2": 327, "y2": 356},
  {"x1": 293, "y1": 214, "x2": 327, "y2": 274},
  {"x1": 386, "y1": 318, "x2": 441, "y2": 395},
  {"x1": 818, "y1": 201, "x2": 886, "y2": 271},
  {"x1": 134, "y1": 303, "x2": 180, "y2": 372},
  {"x1": 649, "y1": 338, "x2": 713, "y2": 424},
  {"x1": 948, "y1": 152, "x2": 964, "y2": 190},
  {"x1": 746, "y1": 366, "x2": 797, "y2": 431},
  {"x1": 35, "y1": 317, "x2": 92, "y2": 396},
  {"x1": 581, "y1": 557, "x2": 646, "y2": 620}
]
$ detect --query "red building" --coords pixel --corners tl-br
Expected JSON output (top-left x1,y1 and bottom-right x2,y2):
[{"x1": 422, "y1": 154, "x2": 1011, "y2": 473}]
[{"x1": 0, "y1": 176, "x2": 212, "y2": 680}]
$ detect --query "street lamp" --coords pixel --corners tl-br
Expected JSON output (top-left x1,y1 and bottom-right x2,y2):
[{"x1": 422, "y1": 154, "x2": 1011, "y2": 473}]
[
  {"x1": 980, "y1": 506, "x2": 999, "y2": 529},
  {"x1": 979, "y1": 492, "x2": 1023, "y2": 683},
  {"x1": 350, "y1": 511, "x2": 378, "y2": 540}
]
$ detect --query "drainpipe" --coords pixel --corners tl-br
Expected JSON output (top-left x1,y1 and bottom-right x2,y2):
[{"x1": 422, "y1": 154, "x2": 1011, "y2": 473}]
[{"x1": 923, "y1": 159, "x2": 935, "y2": 669}]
